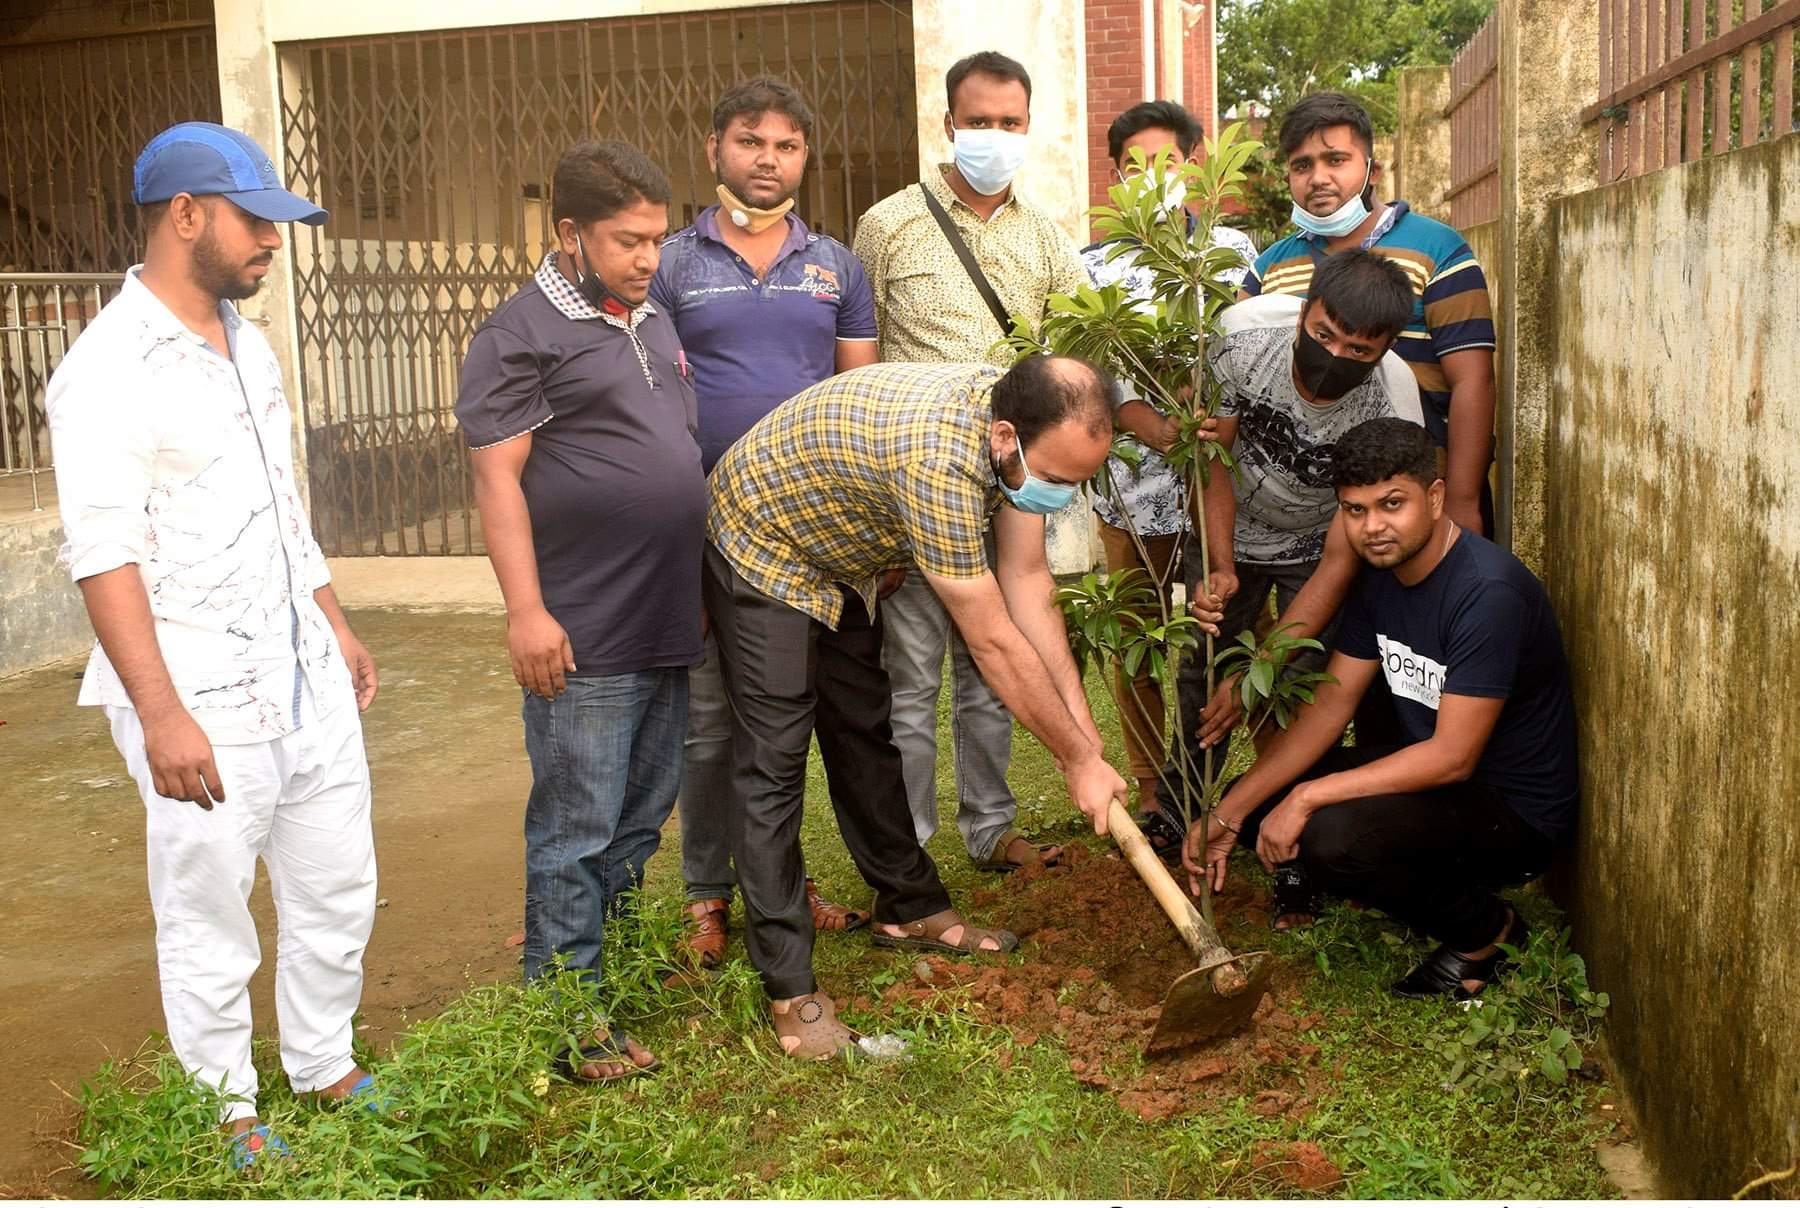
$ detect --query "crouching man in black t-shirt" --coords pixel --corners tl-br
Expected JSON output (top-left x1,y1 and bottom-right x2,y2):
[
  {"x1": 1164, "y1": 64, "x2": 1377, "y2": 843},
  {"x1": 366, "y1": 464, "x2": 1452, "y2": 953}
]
[{"x1": 1183, "y1": 417, "x2": 1579, "y2": 999}]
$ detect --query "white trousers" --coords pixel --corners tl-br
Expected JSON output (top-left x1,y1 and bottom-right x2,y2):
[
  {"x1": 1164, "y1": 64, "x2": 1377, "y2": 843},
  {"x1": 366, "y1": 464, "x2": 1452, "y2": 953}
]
[{"x1": 106, "y1": 681, "x2": 377, "y2": 1122}]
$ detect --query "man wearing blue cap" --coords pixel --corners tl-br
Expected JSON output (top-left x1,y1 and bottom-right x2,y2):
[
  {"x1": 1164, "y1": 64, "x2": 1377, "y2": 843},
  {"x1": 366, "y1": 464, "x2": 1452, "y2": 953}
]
[{"x1": 47, "y1": 122, "x2": 382, "y2": 1168}]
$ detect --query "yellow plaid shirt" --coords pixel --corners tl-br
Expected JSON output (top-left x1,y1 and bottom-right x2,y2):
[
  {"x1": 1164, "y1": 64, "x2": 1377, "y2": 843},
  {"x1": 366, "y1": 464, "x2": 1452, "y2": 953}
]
[
  {"x1": 851, "y1": 167, "x2": 1088, "y2": 366},
  {"x1": 706, "y1": 362, "x2": 1004, "y2": 627}
]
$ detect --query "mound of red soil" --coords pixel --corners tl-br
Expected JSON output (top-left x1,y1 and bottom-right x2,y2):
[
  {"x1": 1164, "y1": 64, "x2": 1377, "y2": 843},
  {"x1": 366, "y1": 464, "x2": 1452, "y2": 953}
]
[
  {"x1": 877, "y1": 846, "x2": 1333, "y2": 1123},
  {"x1": 1252, "y1": 1140, "x2": 1344, "y2": 1191}
]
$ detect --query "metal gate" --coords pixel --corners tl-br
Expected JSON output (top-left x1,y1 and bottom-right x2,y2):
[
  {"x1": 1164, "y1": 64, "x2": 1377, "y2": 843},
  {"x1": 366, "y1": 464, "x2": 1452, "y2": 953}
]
[
  {"x1": 0, "y1": 3, "x2": 220, "y2": 272},
  {"x1": 279, "y1": 0, "x2": 918, "y2": 557}
]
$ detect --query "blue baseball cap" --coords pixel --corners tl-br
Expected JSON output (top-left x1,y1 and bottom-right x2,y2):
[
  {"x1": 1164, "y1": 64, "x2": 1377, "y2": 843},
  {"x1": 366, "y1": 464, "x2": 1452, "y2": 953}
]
[{"x1": 132, "y1": 122, "x2": 328, "y2": 225}]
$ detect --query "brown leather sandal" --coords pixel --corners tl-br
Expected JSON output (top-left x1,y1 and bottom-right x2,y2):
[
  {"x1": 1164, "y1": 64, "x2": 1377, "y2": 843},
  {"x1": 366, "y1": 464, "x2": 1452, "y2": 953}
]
[
  {"x1": 871, "y1": 908, "x2": 1018, "y2": 956},
  {"x1": 806, "y1": 877, "x2": 870, "y2": 932},
  {"x1": 771, "y1": 991, "x2": 860, "y2": 1061},
  {"x1": 680, "y1": 897, "x2": 729, "y2": 969},
  {"x1": 973, "y1": 828, "x2": 1063, "y2": 873}
]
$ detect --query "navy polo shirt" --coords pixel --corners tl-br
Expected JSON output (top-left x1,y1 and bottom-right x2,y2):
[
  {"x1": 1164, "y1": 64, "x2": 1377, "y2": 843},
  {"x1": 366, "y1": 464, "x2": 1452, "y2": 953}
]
[
  {"x1": 454, "y1": 255, "x2": 707, "y2": 676},
  {"x1": 651, "y1": 207, "x2": 877, "y2": 470}
]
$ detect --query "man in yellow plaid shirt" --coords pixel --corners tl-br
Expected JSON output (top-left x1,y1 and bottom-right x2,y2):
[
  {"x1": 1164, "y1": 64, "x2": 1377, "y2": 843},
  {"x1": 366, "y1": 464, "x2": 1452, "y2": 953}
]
[{"x1": 705, "y1": 355, "x2": 1130, "y2": 1061}]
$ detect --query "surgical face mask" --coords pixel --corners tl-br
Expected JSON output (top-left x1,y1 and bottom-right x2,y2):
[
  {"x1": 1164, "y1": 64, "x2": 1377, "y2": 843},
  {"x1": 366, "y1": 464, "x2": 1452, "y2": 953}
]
[
  {"x1": 1290, "y1": 157, "x2": 1373, "y2": 238},
  {"x1": 997, "y1": 437, "x2": 1078, "y2": 514},
  {"x1": 1293, "y1": 324, "x2": 1382, "y2": 401},
  {"x1": 951, "y1": 127, "x2": 1028, "y2": 196}
]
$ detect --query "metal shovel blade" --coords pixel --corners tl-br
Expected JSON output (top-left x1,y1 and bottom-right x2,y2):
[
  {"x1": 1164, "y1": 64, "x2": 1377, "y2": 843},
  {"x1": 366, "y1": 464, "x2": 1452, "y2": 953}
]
[{"x1": 1147, "y1": 950, "x2": 1274, "y2": 1054}]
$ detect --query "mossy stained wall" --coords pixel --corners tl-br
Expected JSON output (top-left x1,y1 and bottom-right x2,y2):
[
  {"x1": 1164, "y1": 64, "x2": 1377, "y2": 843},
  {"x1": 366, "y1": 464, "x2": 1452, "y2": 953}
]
[{"x1": 1543, "y1": 134, "x2": 1799, "y2": 1197}]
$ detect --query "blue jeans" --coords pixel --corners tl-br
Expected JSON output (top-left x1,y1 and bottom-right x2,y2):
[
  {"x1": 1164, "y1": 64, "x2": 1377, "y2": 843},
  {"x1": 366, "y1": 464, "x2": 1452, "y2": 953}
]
[{"x1": 520, "y1": 667, "x2": 688, "y2": 985}]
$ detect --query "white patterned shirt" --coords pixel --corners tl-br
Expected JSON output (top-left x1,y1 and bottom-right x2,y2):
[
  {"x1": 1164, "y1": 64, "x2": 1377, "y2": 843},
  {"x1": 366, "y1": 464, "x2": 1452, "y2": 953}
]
[
  {"x1": 48, "y1": 268, "x2": 351, "y2": 744},
  {"x1": 1082, "y1": 222, "x2": 1258, "y2": 537}
]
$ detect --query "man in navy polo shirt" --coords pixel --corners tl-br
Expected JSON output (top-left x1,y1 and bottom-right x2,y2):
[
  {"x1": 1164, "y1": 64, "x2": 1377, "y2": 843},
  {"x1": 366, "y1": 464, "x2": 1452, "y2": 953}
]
[
  {"x1": 457, "y1": 140, "x2": 705, "y2": 1083},
  {"x1": 1184, "y1": 418, "x2": 1578, "y2": 1001},
  {"x1": 650, "y1": 78, "x2": 880, "y2": 970}
]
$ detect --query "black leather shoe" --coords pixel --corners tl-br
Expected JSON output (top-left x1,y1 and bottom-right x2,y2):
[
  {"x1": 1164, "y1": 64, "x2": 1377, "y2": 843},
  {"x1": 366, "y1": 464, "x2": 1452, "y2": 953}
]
[{"x1": 1391, "y1": 911, "x2": 1527, "y2": 1000}]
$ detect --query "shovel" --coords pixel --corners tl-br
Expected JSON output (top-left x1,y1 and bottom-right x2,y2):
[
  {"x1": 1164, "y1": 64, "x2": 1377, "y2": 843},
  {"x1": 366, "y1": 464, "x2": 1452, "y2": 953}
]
[{"x1": 1107, "y1": 800, "x2": 1273, "y2": 1053}]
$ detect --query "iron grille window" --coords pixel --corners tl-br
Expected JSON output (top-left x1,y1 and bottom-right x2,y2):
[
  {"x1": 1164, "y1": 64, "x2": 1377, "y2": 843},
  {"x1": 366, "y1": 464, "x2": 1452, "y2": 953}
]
[
  {"x1": 279, "y1": 0, "x2": 918, "y2": 557},
  {"x1": 0, "y1": 11, "x2": 221, "y2": 272}
]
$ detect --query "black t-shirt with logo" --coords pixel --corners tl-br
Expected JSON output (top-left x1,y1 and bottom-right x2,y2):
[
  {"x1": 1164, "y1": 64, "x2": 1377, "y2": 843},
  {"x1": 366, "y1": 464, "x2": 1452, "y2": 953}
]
[{"x1": 1333, "y1": 531, "x2": 1580, "y2": 840}]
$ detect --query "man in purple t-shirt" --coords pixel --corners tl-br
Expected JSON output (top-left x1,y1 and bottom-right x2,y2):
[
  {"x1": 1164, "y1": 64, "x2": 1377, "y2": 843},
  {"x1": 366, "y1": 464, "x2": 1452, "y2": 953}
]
[
  {"x1": 650, "y1": 78, "x2": 879, "y2": 969},
  {"x1": 457, "y1": 141, "x2": 706, "y2": 1084}
]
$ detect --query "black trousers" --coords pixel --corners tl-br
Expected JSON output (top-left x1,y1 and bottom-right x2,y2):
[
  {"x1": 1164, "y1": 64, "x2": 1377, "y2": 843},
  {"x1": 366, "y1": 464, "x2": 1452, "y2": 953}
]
[
  {"x1": 702, "y1": 543, "x2": 952, "y2": 999},
  {"x1": 1233, "y1": 745, "x2": 1554, "y2": 951}
]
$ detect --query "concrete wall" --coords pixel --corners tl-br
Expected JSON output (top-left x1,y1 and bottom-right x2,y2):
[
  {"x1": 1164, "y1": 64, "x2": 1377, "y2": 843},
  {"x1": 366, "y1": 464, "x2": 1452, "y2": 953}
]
[
  {"x1": 1392, "y1": 65, "x2": 1451, "y2": 222},
  {"x1": 0, "y1": 511, "x2": 89, "y2": 679},
  {"x1": 1543, "y1": 133, "x2": 1800, "y2": 1198},
  {"x1": 910, "y1": 0, "x2": 1090, "y2": 244}
]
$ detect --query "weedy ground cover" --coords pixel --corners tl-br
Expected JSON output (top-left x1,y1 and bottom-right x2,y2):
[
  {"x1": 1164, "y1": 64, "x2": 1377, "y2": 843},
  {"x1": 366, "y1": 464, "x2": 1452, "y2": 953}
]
[{"x1": 72, "y1": 675, "x2": 1625, "y2": 1198}]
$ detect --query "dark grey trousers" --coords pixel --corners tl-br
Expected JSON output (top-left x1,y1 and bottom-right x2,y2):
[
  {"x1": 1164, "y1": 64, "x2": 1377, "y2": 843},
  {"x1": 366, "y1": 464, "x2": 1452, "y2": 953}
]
[{"x1": 701, "y1": 543, "x2": 952, "y2": 1000}]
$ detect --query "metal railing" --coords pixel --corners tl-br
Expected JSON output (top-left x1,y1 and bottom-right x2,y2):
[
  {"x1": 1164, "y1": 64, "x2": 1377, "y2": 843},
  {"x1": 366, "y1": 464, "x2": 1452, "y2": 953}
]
[
  {"x1": 0, "y1": 273, "x2": 123, "y2": 511},
  {"x1": 1583, "y1": 0, "x2": 1799, "y2": 182},
  {"x1": 1445, "y1": 13, "x2": 1500, "y2": 230}
]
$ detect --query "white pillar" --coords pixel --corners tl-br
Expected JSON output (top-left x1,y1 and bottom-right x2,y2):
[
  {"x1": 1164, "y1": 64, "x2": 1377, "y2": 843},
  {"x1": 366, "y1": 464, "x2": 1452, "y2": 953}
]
[{"x1": 212, "y1": 0, "x2": 314, "y2": 508}]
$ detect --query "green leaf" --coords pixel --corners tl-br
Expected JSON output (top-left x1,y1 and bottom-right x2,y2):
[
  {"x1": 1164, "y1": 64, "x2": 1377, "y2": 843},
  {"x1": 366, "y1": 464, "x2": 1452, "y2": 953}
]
[
  {"x1": 1249, "y1": 656, "x2": 1275, "y2": 698},
  {"x1": 1539, "y1": 1049, "x2": 1568, "y2": 1083}
]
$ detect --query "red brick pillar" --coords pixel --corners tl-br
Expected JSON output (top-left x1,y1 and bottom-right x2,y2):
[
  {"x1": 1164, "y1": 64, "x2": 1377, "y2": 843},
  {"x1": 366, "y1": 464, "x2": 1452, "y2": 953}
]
[{"x1": 1084, "y1": 0, "x2": 1148, "y2": 231}]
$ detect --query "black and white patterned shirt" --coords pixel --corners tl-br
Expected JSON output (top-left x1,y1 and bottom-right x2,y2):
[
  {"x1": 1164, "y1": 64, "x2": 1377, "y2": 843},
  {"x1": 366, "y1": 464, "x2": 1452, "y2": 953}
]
[{"x1": 1213, "y1": 295, "x2": 1424, "y2": 565}]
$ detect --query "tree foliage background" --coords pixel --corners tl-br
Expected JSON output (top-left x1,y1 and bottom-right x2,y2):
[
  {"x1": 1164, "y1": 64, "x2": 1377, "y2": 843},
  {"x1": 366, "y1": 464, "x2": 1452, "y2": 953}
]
[{"x1": 1217, "y1": 0, "x2": 1495, "y2": 241}]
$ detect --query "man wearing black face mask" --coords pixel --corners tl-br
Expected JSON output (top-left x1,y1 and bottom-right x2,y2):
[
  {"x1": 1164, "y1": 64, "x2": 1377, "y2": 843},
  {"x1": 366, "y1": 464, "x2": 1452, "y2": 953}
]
[{"x1": 1148, "y1": 251, "x2": 1422, "y2": 876}]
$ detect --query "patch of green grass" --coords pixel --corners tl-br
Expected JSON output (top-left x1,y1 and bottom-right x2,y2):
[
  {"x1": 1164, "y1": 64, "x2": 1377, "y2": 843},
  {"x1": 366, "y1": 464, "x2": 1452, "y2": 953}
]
[{"x1": 72, "y1": 666, "x2": 1621, "y2": 1198}]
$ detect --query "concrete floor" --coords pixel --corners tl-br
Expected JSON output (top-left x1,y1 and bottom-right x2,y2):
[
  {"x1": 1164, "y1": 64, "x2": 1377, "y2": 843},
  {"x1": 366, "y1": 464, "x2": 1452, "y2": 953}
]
[
  {"x1": 0, "y1": 472, "x2": 55, "y2": 519},
  {"x1": 0, "y1": 608, "x2": 533, "y2": 1193}
]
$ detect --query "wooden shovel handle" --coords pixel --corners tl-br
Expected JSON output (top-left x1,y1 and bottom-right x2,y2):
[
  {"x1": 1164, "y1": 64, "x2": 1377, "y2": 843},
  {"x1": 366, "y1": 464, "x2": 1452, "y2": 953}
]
[{"x1": 1108, "y1": 800, "x2": 1249, "y2": 994}]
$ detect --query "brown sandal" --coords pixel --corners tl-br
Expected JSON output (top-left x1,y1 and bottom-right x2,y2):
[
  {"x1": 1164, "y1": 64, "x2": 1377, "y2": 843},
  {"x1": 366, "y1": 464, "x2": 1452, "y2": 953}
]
[
  {"x1": 771, "y1": 992, "x2": 860, "y2": 1061},
  {"x1": 871, "y1": 908, "x2": 1018, "y2": 956},
  {"x1": 973, "y1": 828, "x2": 1063, "y2": 874},
  {"x1": 806, "y1": 878, "x2": 870, "y2": 932},
  {"x1": 680, "y1": 897, "x2": 729, "y2": 969}
]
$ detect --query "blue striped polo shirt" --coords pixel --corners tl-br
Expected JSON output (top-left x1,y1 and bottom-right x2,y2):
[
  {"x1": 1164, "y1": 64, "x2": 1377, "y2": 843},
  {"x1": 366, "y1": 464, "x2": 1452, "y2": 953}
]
[{"x1": 1242, "y1": 201, "x2": 1496, "y2": 446}]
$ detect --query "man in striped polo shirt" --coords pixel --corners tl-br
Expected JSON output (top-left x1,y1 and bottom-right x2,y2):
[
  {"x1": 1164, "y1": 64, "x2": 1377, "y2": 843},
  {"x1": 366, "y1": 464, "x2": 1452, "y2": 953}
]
[{"x1": 1243, "y1": 92, "x2": 1497, "y2": 537}]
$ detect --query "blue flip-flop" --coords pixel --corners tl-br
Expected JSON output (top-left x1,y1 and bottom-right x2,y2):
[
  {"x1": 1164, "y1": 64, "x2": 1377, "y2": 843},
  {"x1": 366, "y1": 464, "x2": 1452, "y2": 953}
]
[
  {"x1": 340, "y1": 1073, "x2": 393, "y2": 1114},
  {"x1": 224, "y1": 1124, "x2": 290, "y2": 1170}
]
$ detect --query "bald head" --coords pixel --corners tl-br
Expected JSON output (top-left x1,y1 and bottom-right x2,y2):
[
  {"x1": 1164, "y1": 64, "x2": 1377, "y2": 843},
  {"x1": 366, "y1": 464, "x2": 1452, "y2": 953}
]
[
  {"x1": 989, "y1": 354, "x2": 1117, "y2": 496},
  {"x1": 992, "y1": 353, "x2": 1116, "y2": 445}
]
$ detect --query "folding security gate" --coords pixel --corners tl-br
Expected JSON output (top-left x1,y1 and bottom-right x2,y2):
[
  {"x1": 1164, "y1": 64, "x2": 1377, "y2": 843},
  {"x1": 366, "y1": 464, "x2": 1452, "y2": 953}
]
[
  {"x1": 279, "y1": 1, "x2": 918, "y2": 557},
  {"x1": 0, "y1": 7, "x2": 220, "y2": 272}
]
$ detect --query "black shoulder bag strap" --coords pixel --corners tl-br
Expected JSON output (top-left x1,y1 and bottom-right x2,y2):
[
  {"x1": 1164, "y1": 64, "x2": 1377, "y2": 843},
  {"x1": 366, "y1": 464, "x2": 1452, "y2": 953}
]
[{"x1": 917, "y1": 183, "x2": 1013, "y2": 335}]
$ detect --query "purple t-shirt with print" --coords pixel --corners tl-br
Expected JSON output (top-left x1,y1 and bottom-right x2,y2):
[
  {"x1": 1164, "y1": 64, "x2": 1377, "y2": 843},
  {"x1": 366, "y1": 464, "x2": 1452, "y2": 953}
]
[{"x1": 651, "y1": 208, "x2": 877, "y2": 470}]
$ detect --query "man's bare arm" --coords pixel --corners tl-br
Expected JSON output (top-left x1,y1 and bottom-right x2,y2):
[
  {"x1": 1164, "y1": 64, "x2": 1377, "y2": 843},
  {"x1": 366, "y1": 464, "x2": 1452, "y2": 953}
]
[
  {"x1": 1441, "y1": 347, "x2": 1496, "y2": 536},
  {"x1": 1212, "y1": 652, "x2": 1378, "y2": 826},
  {"x1": 990, "y1": 506, "x2": 1101, "y2": 750},
  {"x1": 1197, "y1": 415, "x2": 1241, "y2": 607},
  {"x1": 834, "y1": 339, "x2": 879, "y2": 374},
  {"x1": 923, "y1": 567, "x2": 1127, "y2": 831},
  {"x1": 1196, "y1": 511, "x2": 1362, "y2": 749},
  {"x1": 470, "y1": 435, "x2": 575, "y2": 699},
  {"x1": 313, "y1": 584, "x2": 379, "y2": 710},
  {"x1": 1251, "y1": 691, "x2": 1506, "y2": 868},
  {"x1": 78, "y1": 565, "x2": 223, "y2": 808}
]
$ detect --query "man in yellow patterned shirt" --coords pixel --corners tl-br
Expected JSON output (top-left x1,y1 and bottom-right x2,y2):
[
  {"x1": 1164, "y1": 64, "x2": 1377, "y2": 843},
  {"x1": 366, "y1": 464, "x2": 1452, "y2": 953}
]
[
  {"x1": 850, "y1": 51, "x2": 1089, "y2": 874},
  {"x1": 704, "y1": 355, "x2": 1129, "y2": 1060}
]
